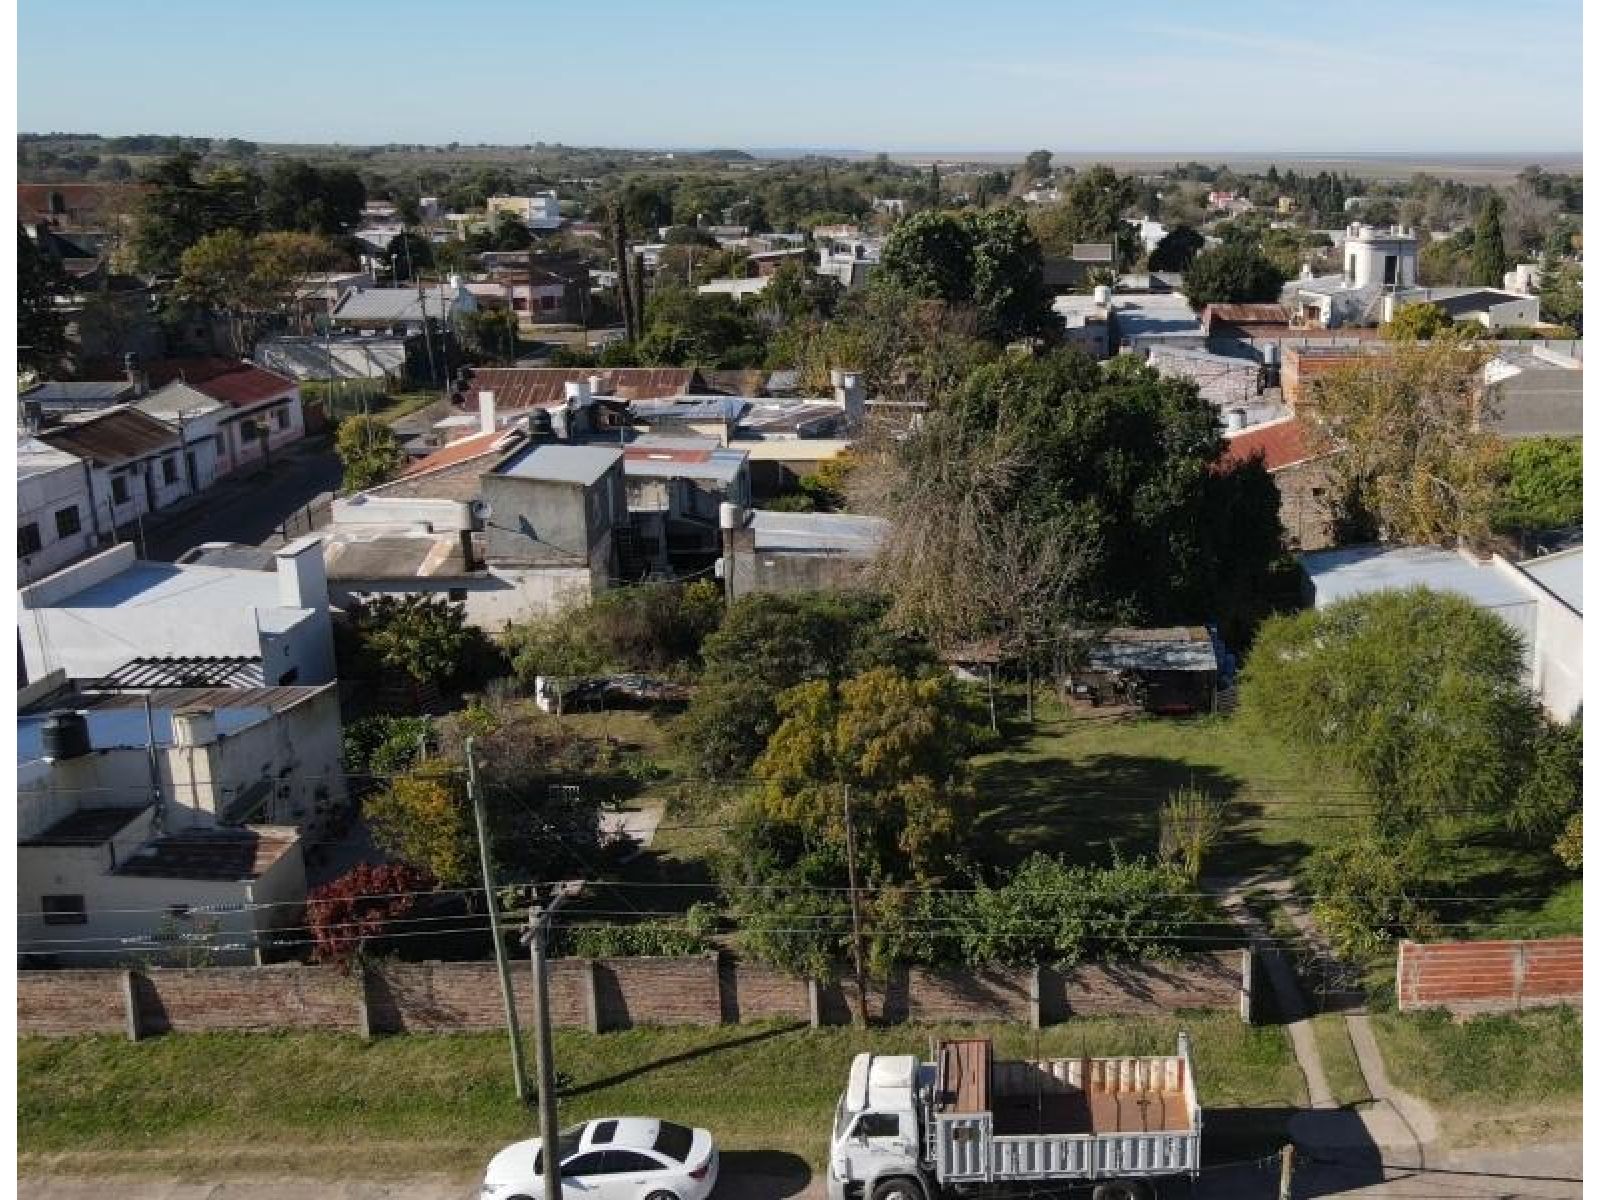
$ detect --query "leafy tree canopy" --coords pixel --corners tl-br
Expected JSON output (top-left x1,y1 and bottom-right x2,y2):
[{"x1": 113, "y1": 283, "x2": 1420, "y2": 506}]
[
  {"x1": 1494, "y1": 437, "x2": 1582, "y2": 532},
  {"x1": 1180, "y1": 244, "x2": 1287, "y2": 312}
]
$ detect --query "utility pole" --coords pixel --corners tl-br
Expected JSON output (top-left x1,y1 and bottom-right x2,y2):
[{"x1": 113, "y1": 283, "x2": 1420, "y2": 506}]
[
  {"x1": 523, "y1": 883, "x2": 579, "y2": 1200},
  {"x1": 1278, "y1": 1143, "x2": 1295, "y2": 1200},
  {"x1": 841, "y1": 784, "x2": 869, "y2": 1026},
  {"x1": 467, "y1": 736, "x2": 528, "y2": 1103}
]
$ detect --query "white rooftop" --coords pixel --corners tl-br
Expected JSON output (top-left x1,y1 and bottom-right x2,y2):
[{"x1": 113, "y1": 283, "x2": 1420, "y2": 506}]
[
  {"x1": 1517, "y1": 546, "x2": 1583, "y2": 615},
  {"x1": 1300, "y1": 545, "x2": 1534, "y2": 614},
  {"x1": 35, "y1": 560, "x2": 309, "y2": 633},
  {"x1": 495, "y1": 443, "x2": 621, "y2": 487},
  {"x1": 750, "y1": 511, "x2": 886, "y2": 556},
  {"x1": 18, "y1": 436, "x2": 82, "y2": 479}
]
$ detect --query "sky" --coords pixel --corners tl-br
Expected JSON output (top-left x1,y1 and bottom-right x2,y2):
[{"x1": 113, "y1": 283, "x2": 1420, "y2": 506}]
[{"x1": 16, "y1": 0, "x2": 1584, "y2": 153}]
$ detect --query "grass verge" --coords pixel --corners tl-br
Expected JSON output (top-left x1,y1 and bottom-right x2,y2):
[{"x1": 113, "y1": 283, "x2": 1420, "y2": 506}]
[
  {"x1": 1308, "y1": 1015, "x2": 1372, "y2": 1107},
  {"x1": 20, "y1": 1015, "x2": 1301, "y2": 1178}
]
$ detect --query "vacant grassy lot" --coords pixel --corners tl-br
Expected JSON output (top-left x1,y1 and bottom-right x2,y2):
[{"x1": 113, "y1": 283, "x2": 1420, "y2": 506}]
[
  {"x1": 971, "y1": 701, "x2": 1365, "y2": 878},
  {"x1": 20, "y1": 1015, "x2": 1301, "y2": 1178},
  {"x1": 1371, "y1": 1006, "x2": 1582, "y2": 1145}
]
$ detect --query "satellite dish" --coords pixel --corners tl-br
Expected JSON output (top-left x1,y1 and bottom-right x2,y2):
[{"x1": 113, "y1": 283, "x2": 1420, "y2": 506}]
[{"x1": 470, "y1": 499, "x2": 492, "y2": 522}]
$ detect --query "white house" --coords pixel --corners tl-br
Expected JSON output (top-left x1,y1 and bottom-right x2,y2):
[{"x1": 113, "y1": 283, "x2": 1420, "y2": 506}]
[
  {"x1": 1300, "y1": 543, "x2": 1582, "y2": 721},
  {"x1": 34, "y1": 406, "x2": 191, "y2": 537},
  {"x1": 18, "y1": 438, "x2": 98, "y2": 586},
  {"x1": 486, "y1": 192, "x2": 562, "y2": 231},
  {"x1": 17, "y1": 538, "x2": 336, "y2": 687}
]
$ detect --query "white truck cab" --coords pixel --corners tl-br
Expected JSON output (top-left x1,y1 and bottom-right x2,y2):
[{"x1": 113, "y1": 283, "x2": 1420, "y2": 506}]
[{"x1": 828, "y1": 1052, "x2": 933, "y2": 1200}]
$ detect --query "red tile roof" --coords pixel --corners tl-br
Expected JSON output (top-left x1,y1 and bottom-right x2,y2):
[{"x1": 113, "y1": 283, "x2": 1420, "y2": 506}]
[
  {"x1": 88, "y1": 357, "x2": 298, "y2": 409},
  {"x1": 1219, "y1": 417, "x2": 1332, "y2": 473}
]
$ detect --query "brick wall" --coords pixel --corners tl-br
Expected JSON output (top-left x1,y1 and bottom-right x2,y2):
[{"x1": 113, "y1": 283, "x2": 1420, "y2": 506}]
[
  {"x1": 18, "y1": 968, "x2": 126, "y2": 1036},
  {"x1": 20, "y1": 951, "x2": 1250, "y2": 1038},
  {"x1": 1397, "y1": 937, "x2": 1582, "y2": 1015}
]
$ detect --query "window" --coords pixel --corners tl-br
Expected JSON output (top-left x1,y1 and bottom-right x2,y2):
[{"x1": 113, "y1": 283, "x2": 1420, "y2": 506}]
[
  {"x1": 540, "y1": 294, "x2": 558, "y2": 311},
  {"x1": 560, "y1": 1153, "x2": 612, "y2": 1178},
  {"x1": 653, "y1": 1122, "x2": 693, "y2": 1162},
  {"x1": 111, "y1": 475, "x2": 130, "y2": 504},
  {"x1": 274, "y1": 406, "x2": 290, "y2": 430},
  {"x1": 162, "y1": 457, "x2": 179, "y2": 485},
  {"x1": 533, "y1": 1125, "x2": 588, "y2": 1173},
  {"x1": 857, "y1": 1114, "x2": 901, "y2": 1139},
  {"x1": 605, "y1": 1151, "x2": 662, "y2": 1174},
  {"x1": 448, "y1": 587, "x2": 467, "y2": 603},
  {"x1": 41, "y1": 895, "x2": 87, "y2": 925},
  {"x1": 19, "y1": 523, "x2": 41, "y2": 557},
  {"x1": 241, "y1": 420, "x2": 260, "y2": 442},
  {"x1": 1383, "y1": 254, "x2": 1398, "y2": 286},
  {"x1": 589, "y1": 1120, "x2": 618, "y2": 1146},
  {"x1": 54, "y1": 506, "x2": 81, "y2": 538}
]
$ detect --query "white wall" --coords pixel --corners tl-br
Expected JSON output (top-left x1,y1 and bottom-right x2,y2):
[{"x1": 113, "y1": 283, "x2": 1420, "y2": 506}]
[
  {"x1": 18, "y1": 460, "x2": 97, "y2": 586},
  {"x1": 1491, "y1": 556, "x2": 1583, "y2": 721},
  {"x1": 330, "y1": 564, "x2": 596, "y2": 632}
]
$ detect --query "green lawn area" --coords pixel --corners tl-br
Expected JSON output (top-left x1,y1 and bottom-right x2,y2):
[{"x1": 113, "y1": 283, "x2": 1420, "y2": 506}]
[
  {"x1": 970, "y1": 700, "x2": 1364, "y2": 878},
  {"x1": 1309, "y1": 1016, "x2": 1372, "y2": 1107},
  {"x1": 19, "y1": 1016, "x2": 1301, "y2": 1178},
  {"x1": 1370, "y1": 1006, "x2": 1582, "y2": 1145}
]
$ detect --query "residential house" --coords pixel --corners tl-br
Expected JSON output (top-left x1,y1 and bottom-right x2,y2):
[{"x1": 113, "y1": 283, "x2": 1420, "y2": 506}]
[
  {"x1": 814, "y1": 235, "x2": 881, "y2": 291},
  {"x1": 698, "y1": 276, "x2": 771, "y2": 302},
  {"x1": 1220, "y1": 416, "x2": 1339, "y2": 551},
  {"x1": 486, "y1": 192, "x2": 562, "y2": 231},
  {"x1": 17, "y1": 538, "x2": 335, "y2": 687},
  {"x1": 1481, "y1": 346, "x2": 1583, "y2": 439},
  {"x1": 17, "y1": 182, "x2": 149, "y2": 231},
  {"x1": 1145, "y1": 346, "x2": 1282, "y2": 429},
  {"x1": 721, "y1": 510, "x2": 886, "y2": 600},
  {"x1": 481, "y1": 442, "x2": 627, "y2": 598},
  {"x1": 1042, "y1": 243, "x2": 1117, "y2": 294},
  {"x1": 454, "y1": 367, "x2": 703, "y2": 420},
  {"x1": 18, "y1": 438, "x2": 98, "y2": 586},
  {"x1": 329, "y1": 280, "x2": 477, "y2": 332},
  {"x1": 35, "y1": 406, "x2": 189, "y2": 538},
  {"x1": 19, "y1": 379, "x2": 141, "y2": 420},
  {"x1": 133, "y1": 359, "x2": 305, "y2": 474},
  {"x1": 621, "y1": 437, "x2": 750, "y2": 576},
  {"x1": 1052, "y1": 292, "x2": 1113, "y2": 359},
  {"x1": 1299, "y1": 543, "x2": 1582, "y2": 720},
  {"x1": 748, "y1": 247, "x2": 812, "y2": 277}
]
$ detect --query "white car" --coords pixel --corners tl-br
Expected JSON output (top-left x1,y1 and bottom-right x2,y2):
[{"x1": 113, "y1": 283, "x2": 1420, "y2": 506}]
[{"x1": 481, "y1": 1116, "x2": 719, "y2": 1200}]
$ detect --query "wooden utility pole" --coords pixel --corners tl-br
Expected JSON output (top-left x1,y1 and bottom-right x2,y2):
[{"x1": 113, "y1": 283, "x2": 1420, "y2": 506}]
[
  {"x1": 1278, "y1": 1143, "x2": 1296, "y2": 1200},
  {"x1": 467, "y1": 737, "x2": 528, "y2": 1103},
  {"x1": 610, "y1": 207, "x2": 635, "y2": 342},
  {"x1": 841, "y1": 784, "x2": 869, "y2": 1026},
  {"x1": 523, "y1": 884, "x2": 578, "y2": 1200}
]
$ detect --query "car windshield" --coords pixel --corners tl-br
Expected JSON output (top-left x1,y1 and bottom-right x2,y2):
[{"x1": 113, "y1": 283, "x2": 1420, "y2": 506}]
[
  {"x1": 652, "y1": 1121, "x2": 693, "y2": 1163},
  {"x1": 533, "y1": 1123, "x2": 589, "y2": 1172}
]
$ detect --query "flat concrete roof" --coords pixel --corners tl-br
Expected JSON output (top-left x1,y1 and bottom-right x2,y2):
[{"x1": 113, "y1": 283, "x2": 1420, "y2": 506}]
[
  {"x1": 1300, "y1": 545, "x2": 1535, "y2": 614},
  {"x1": 749, "y1": 511, "x2": 886, "y2": 556},
  {"x1": 1517, "y1": 546, "x2": 1582, "y2": 615}
]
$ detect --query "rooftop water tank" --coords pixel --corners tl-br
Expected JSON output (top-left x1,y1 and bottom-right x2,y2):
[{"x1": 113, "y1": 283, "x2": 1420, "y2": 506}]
[{"x1": 41, "y1": 710, "x2": 91, "y2": 761}]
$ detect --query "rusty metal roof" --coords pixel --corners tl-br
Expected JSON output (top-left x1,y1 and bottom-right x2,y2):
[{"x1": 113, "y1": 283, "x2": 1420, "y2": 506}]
[
  {"x1": 37, "y1": 405, "x2": 179, "y2": 464},
  {"x1": 465, "y1": 367, "x2": 702, "y2": 410}
]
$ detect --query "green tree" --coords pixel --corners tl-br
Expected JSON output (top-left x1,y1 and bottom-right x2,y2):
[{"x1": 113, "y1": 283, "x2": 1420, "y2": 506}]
[
  {"x1": 386, "y1": 231, "x2": 433, "y2": 282},
  {"x1": 1310, "y1": 337, "x2": 1500, "y2": 545},
  {"x1": 1471, "y1": 193, "x2": 1509, "y2": 286},
  {"x1": 682, "y1": 592, "x2": 934, "y2": 777},
  {"x1": 1240, "y1": 588, "x2": 1543, "y2": 833},
  {"x1": 1022, "y1": 149, "x2": 1053, "y2": 181},
  {"x1": 1509, "y1": 719, "x2": 1581, "y2": 848},
  {"x1": 18, "y1": 229, "x2": 68, "y2": 373},
  {"x1": 262, "y1": 160, "x2": 367, "y2": 235},
  {"x1": 335, "y1": 415, "x2": 408, "y2": 491},
  {"x1": 176, "y1": 229, "x2": 337, "y2": 356},
  {"x1": 1380, "y1": 301, "x2": 1455, "y2": 342},
  {"x1": 1148, "y1": 225, "x2": 1205, "y2": 272},
  {"x1": 1180, "y1": 244, "x2": 1287, "y2": 312},
  {"x1": 1028, "y1": 166, "x2": 1139, "y2": 264},
  {"x1": 1494, "y1": 437, "x2": 1582, "y2": 531},
  {"x1": 859, "y1": 351, "x2": 1283, "y2": 650},
  {"x1": 132, "y1": 152, "x2": 259, "y2": 272},
  {"x1": 966, "y1": 207, "x2": 1053, "y2": 341},
  {"x1": 365, "y1": 768, "x2": 475, "y2": 887},
  {"x1": 345, "y1": 593, "x2": 489, "y2": 687},
  {"x1": 1536, "y1": 257, "x2": 1583, "y2": 333},
  {"x1": 878, "y1": 210, "x2": 975, "y2": 306},
  {"x1": 458, "y1": 306, "x2": 521, "y2": 364}
]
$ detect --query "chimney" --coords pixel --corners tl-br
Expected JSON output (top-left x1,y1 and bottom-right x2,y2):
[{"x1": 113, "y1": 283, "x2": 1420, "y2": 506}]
[
  {"x1": 478, "y1": 389, "x2": 497, "y2": 435},
  {"x1": 833, "y1": 370, "x2": 865, "y2": 427},
  {"x1": 275, "y1": 535, "x2": 329, "y2": 612},
  {"x1": 124, "y1": 352, "x2": 147, "y2": 398},
  {"x1": 587, "y1": 373, "x2": 608, "y2": 396},
  {"x1": 170, "y1": 708, "x2": 218, "y2": 748},
  {"x1": 564, "y1": 379, "x2": 590, "y2": 404}
]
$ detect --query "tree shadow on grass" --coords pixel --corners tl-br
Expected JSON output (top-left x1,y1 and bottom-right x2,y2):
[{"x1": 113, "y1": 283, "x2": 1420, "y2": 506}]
[
  {"x1": 972, "y1": 753, "x2": 1246, "y2": 870},
  {"x1": 561, "y1": 1022, "x2": 808, "y2": 1099}
]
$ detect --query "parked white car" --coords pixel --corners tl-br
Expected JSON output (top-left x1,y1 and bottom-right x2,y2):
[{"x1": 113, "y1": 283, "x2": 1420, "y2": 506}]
[{"x1": 481, "y1": 1116, "x2": 719, "y2": 1200}]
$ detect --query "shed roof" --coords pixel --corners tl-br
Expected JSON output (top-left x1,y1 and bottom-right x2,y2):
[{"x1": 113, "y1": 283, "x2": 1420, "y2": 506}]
[
  {"x1": 37, "y1": 406, "x2": 178, "y2": 464},
  {"x1": 1088, "y1": 627, "x2": 1219, "y2": 673},
  {"x1": 494, "y1": 443, "x2": 622, "y2": 486},
  {"x1": 749, "y1": 511, "x2": 886, "y2": 556},
  {"x1": 465, "y1": 367, "x2": 699, "y2": 410},
  {"x1": 114, "y1": 826, "x2": 300, "y2": 881}
]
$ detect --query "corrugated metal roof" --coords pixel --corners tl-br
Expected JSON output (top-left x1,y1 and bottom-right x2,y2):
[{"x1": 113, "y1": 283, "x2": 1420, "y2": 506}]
[
  {"x1": 495, "y1": 443, "x2": 622, "y2": 486},
  {"x1": 399, "y1": 427, "x2": 524, "y2": 477},
  {"x1": 1220, "y1": 416, "x2": 1331, "y2": 473},
  {"x1": 1088, "y1": 627, "x2": 1219, "y2": 673},
  {"x1": 37, "y1": 406, "x2": 178, "y2": 463},
  {"x1": 331, "y1": 284, "x2": 466, "y2": 323},
  {"x1": 115, "y1": 826, "x2": 300, "y2": 881},
  {"x1": 749, "y1": 511, "x2": 886, "y2": 555},
  {"x1": 466, "y1": 367, "x2": 700, "y2": 410}
]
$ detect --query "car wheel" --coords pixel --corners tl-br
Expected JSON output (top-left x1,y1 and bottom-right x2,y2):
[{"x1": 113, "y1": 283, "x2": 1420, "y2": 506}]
[
  {"x1": 644, "y1": 1191, "x2": 680, "y2": 1200},
  {"x1": 1092, "y1": 1181, "x2": 1152, "y2": 1200},
  {"x1": 870, "y1": 1178, "x2": 924, "y2": 1200}
]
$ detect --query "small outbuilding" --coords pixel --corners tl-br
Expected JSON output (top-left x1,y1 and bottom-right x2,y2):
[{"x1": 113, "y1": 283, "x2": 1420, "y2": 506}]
[{"x1": 1070, "y1": 627, "x2": 1222, "y2": 715}]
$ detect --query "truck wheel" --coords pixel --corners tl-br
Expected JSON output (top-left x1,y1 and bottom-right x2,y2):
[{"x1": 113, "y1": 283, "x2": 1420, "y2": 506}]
[
  {"x1": 1092, "y1": 1182, "x2": 1153, "y2": 1200},
  {"x1": 870, "y1": 1178, "x2": 924, "y2": 1200}
]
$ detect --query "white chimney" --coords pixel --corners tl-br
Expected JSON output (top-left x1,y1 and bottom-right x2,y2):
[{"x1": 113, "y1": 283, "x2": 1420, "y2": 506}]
[
  {"x1": 1092, "y1": 284, "x2": 1112, "y2": 307},
  {"x1": 587, "y1": 374, "x2": 607, "y2": 396},
  {"x1": 1227, "y1": 407, "x2": 1247, "y2": 432},
  {"x1": 564, "y1": 380, "x2": 590, "y2": 404},
  {"x1": 276, "y1": 535, "x2": 329, "y2": 612},
  {"x1": 478, "y1": 389, "x2": 497, "y2": 435},
  {"x1": 834, "y1": 371, "x2": 865, "y2": 427}
]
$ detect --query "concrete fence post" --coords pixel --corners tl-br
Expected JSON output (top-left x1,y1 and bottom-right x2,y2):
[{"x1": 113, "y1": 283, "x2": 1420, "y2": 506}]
[
  {"x1": 584, "y1": 959, "x2": 601, "y2": 1034},
  {"x1": 706, "y1": 952, "x2": 724, "y2": 1025},
  {"x1": 807, "y1": 978, "x2": 822, "y2": 1029},
  {"x1": 1511, "y1": 942, "x2": 1528, "y2": 1012},
  {"x1": 354, "y1": 961, "x2": 374, "y2": 1040},
  {"x1": 1240, "y1": 947, "x2": 1254, "y2": 1025},
  {"x1": 121, "y1": 969, "x2": 145, "y2": 1042},
  {"x1": 1396, "y1": 940, "x2": 1412, "y2": 1012},
  {"x1": 1029, "y1": 966, "x2": 1043, "y2": 1030}
]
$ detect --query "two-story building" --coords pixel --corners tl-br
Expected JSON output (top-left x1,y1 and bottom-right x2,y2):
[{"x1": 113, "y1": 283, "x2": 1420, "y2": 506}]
[{"x1": 18, "y1": 438, "x2": 99, "y2": 586}]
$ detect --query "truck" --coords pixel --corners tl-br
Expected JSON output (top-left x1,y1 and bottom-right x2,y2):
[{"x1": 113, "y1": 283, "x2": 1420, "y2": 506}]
[{"x1": 826, "y1": 1034, "x2": 1201, "y2": 1200}]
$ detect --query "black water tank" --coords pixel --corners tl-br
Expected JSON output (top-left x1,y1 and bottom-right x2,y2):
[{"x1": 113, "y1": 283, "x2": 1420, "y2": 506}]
[{"x1": 41, "y1": 710, "x2": 91, "y2": 760}]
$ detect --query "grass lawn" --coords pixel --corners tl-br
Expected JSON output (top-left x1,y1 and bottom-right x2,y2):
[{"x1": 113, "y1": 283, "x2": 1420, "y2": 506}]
[
  {"x1": 970, "y1": 699, "x2": 1365, "y2": 879},
  {"x1": 19, "y1": 1016, "x2": 1301, "y2": 1179},
  {"x1": 1308, "y1": 1016, "x2": 1372, "y2": 1108},
  {"x1": 1370, "y1": 1006, "x2": 1582, "y2": 1145}
]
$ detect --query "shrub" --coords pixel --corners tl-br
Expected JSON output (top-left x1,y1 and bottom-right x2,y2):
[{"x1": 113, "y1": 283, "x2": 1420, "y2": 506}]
[
  {"x1": 343, "y1": 714, "x2": 431, "y2": 776},
  {"x1": 1158, "y1": 786, "x2": 1230, "y2": 882},
  {"x1": 307, "y1": 862, "x2": 436, "y2": 965}
]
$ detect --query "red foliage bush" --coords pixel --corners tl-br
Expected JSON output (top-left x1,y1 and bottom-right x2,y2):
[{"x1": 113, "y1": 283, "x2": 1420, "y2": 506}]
[{"x1": 306, "y1": 861, "x2": 436, "y2": 964}]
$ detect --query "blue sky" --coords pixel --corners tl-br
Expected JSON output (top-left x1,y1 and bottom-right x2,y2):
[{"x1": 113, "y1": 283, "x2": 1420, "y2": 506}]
[{"x1": 17, "y1": 0, "x2": 1582, "y2": 152}]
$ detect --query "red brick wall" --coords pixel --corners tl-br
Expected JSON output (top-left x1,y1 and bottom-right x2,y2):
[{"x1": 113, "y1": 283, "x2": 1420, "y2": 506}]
[
  {"x1": 1397, "y1": 938, "x2": 1582, "y2": 1014},
  {"x1": 594, "y1": 955, "x2": 721, "y2": 1029},
  {"x1": 138, "y1": 965, "x2": 357, "y2": 1035},
  {"x1": 370, "y1": 960, "x2": 590, "y2": 1033},
  {"x1": 18, "y1": 969, "x2": 126, "y2": 1036},
  {"x1": 1044, "y1": 953, "x2": 1243, "y2": 1020},
  {"x1": 725, "y1": 962, "x2": 812, "y2": 1023}
]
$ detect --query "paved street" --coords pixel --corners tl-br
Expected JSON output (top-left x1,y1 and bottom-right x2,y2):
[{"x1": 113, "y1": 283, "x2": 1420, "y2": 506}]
[{"x1": 136, "y1": 437, "x2": 342, "y2": 563}]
